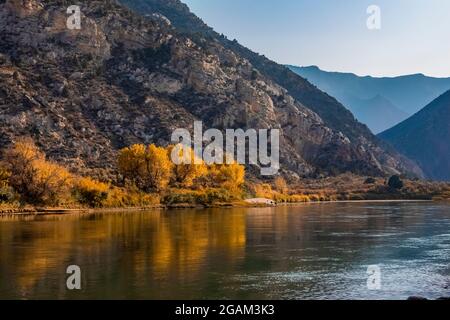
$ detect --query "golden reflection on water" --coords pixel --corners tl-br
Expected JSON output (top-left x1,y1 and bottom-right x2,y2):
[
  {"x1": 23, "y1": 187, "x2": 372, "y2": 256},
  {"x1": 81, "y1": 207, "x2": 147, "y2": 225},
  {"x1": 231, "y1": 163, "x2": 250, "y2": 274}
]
[
  {"x1": 0, "y1": 209, "x2": 247, "y2": 299},
  {"x1": 0, "y1": 203, "x2": 449, "y2": 299}
]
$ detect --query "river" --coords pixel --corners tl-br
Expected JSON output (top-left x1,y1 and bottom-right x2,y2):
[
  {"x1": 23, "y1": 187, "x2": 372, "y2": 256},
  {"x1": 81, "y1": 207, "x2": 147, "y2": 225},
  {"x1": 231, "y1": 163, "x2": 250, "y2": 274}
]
[{"x1": 0, "y1": 202, "x2": 449, "y2": 299}]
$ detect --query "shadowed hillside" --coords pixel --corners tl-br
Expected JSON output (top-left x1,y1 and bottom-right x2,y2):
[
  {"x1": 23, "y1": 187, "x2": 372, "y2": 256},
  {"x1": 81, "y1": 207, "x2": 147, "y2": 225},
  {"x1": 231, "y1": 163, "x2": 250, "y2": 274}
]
[{"x1": 380, "y1": 91, "x2": 450, "y2": 181}]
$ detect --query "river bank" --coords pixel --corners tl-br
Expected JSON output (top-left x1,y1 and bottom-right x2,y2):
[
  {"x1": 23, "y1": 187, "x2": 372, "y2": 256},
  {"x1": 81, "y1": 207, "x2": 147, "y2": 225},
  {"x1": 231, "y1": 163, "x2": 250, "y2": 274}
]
[
  {"x1": 0, "y1": 198, "x2": 440, "y2": 216},
  {"x1": 2, "y1": 173, "x2": 449, "y2": 216},
  {"x1": 0, "y1": 201, "x2": 247, "y2": 216}
]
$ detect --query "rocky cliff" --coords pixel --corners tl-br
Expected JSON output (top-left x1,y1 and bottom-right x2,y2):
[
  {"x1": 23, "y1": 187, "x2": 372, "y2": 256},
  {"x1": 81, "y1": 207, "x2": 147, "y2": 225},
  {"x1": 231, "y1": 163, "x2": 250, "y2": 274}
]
[{"x1": 0, "y1": 0, "x2": 422, "y2": 180}]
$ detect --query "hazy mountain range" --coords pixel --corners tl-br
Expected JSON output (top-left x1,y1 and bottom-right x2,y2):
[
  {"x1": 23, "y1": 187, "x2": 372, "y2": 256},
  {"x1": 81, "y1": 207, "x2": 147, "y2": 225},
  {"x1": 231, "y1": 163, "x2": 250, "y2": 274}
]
[
  {"x1": 0, "y1": 0, "x2": 423, "y2": 181},
  {"x1": 288, "y1": 65, "x2": 450, "y2": 134},
  {"x1": 380, "y1": 90, "x2": 450, "y2": 181}
]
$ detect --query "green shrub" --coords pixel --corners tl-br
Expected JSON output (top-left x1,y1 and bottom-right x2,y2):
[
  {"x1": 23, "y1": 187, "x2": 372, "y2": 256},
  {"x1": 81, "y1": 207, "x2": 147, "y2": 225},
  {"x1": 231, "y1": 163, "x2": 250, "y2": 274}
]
[
  {"x1": 388, "y1": 175, "x2": 404, "y2": 190},
  {"x1": 163, "y1": 188, "x2": 233, "y2": 206},
  {"x1": 197, "y1": 189, "x2": 232, "y2": 204}
]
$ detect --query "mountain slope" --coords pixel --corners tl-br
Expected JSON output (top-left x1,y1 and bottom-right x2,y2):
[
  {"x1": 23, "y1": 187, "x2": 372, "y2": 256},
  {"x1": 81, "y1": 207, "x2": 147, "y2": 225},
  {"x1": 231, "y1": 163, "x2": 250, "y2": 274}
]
[
  {"x1": 351, "y1": 95, "x2": 409, "y2": 134},
  {"x1": 121, "y1": 0, "x2": 377, "y2": 143},
  {"x1": 379, "y1": 91, "x2": 450, "y2": 181},
  {"x1": 289, "y1": 65, "x2": 450, "y2": 133},
  {"x1": 0, "y1": 0, "x2": 422, "y2": 180},
  {"x1": 120, "y1": 0, "x2": 422, "y2": 177}
]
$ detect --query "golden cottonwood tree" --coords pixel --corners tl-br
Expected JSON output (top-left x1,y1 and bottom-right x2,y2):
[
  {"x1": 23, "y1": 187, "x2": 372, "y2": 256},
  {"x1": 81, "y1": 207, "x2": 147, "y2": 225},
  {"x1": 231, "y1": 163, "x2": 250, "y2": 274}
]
[
  {"x1": 0, "y1": 166, "x2": 9, "y2": 189},
  {"x1": 0, "y1": 165, "x2": 12, "y2": 203},
  {"x1": 167, "y1": 145, "x2": 208, "y2": 188},
  {"x1": 74, "y1": 177, "x2": 109, "y2": 207},
  {"x1": 3, "y1": 138, "x2": 72, "y2": 205},
  {"x1": 118, "y1": 144, "x2": 173, "y2": 192},
  {"x1": 144, "y1": 144, "x2": 173, "y2": 192},
  {"x1": 208, "y1": 163, "x2": 245, "y2": 195},
  {"x1": 274, "y1": 176, "x2": 288, "y2": 194},
  {"x1": 117, "y1": 144, "x2": 146, "y2": 184}
]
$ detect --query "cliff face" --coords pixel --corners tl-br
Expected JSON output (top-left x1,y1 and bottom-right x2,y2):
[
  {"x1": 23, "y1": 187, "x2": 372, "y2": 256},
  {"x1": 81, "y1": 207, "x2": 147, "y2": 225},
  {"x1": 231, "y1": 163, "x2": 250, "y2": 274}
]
[{"x1": 0, "y1": 0, "x2": 422, "y2": 180}]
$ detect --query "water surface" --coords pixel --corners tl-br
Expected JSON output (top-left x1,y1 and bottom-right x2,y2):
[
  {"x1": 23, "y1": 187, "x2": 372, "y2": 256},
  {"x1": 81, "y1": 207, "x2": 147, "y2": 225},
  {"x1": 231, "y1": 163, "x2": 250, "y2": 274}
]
[{"x1": 0, "y1": 202, "x2": 449, "y2": 299}]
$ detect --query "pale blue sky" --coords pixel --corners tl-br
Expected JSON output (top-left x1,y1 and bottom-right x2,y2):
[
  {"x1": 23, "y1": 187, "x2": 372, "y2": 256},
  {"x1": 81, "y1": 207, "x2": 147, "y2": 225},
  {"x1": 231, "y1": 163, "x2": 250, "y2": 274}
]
[{"x1": 183, "y1": 0, "x2": 450, "y2": 77}]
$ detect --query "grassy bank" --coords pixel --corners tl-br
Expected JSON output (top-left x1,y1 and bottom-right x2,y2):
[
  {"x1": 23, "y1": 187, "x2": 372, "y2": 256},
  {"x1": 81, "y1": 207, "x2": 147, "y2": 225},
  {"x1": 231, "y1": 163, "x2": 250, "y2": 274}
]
[{"x1": 247, "y1": 174, "x2": 450, "y2": 203}]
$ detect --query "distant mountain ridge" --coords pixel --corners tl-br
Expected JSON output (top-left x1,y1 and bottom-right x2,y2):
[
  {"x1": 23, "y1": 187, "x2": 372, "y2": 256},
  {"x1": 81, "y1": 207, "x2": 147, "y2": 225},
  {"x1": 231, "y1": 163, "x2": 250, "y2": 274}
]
[
  {"x1": 288, "y1": 65, "x2": 450, "y2": 133},
  {"x1": 379, "y1": 90, "x2": 450, "y2": 181}
]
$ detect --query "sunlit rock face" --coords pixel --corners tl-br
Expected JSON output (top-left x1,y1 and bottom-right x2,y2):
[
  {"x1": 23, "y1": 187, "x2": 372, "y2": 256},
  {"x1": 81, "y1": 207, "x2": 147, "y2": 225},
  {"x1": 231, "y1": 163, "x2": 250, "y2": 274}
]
[
  {"x1": 0, "y1": 0, "x2": 423, "y2": 181},
  {"x1": 5, "y1": 0, "x2": 44, "y2": 17}
]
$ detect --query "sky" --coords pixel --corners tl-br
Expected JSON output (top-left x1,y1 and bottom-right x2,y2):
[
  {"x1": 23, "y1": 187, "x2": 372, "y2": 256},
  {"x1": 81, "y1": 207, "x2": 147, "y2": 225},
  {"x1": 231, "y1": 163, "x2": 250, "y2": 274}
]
[{"x1": 183, "y1": 0, "x2": 450, "y2": 78}]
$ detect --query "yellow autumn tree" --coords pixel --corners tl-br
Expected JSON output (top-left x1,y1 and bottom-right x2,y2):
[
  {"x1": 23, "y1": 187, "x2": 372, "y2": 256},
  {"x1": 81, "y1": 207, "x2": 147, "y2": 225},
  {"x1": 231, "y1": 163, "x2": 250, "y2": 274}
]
[
  {"x1": 117, "y1": 143, "x2": 246, "y2": 196},
  {"x1": 117, "y1": 144, "x2": 146, "y2": 185},
  {"x1": 118, "y1": 144, "x2": 173, "y2": 192},
  {"x1": 0, "y1": 165, "x2": 12, "y2": 203},
  {"x1": 208, "y1": 162, "x2": 245, "y2": 195},
  {"x1": 32, "y1": 160, "x2": 73, "y2": 205},
  {"x1": 74, "y1": 177, "x2": 109, "y2": 207},
  {"x1": 0, "y1": 166, "x2": 9, "y2": 189},
  {"x1": 254, "y1": 183, "x2": 273, "y2": 199},
  {"x1": 144, "y1": 144, "x2": 173, "y2": 192},
  {"x1": 167, "y1": 145, "x2": 208, "y2": 188},
  {"x1": 4, "y1": 138, "x2": 73, "y2": 205},
  {"x1": 274, "y1": 176, "x2": 288, "y2": 194}
]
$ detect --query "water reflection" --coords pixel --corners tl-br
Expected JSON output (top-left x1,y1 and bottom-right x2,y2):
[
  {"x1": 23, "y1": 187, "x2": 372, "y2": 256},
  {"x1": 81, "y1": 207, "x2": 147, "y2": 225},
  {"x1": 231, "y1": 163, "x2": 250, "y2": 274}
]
[{"x1": 0, "y1": 202, "x2": 449, "y2": 299}]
